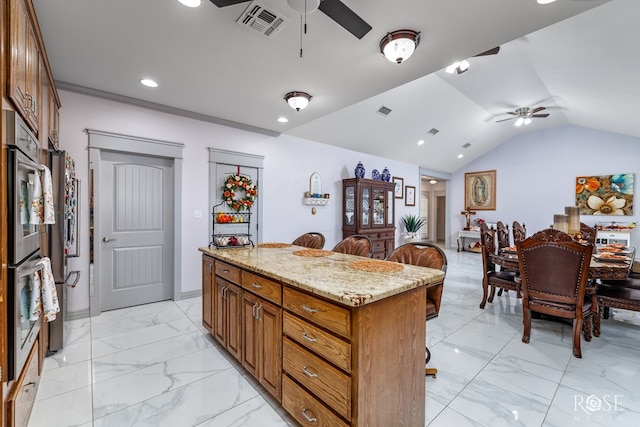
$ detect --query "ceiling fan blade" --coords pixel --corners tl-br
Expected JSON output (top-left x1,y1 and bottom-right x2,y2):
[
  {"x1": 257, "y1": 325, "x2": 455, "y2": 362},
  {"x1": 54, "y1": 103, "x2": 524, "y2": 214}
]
[
  {"x1": 531, "y1": 114, "x2": 549, "y2": 118},
  {"x1": 530, "y1": 106, "x2": 546, "y2": 114},
  {"x1": 474, "y1": 46, "x2": 500, "y2": 57},
  {"x1": 209, "y1": 0, "x2": 250, "y2": 7},
  {"x1": 318, "y1": 0, "x2": 372, "y2": 39},
  {"x1": 496, "y1": 116, "x2": 516, "y2": 123}
]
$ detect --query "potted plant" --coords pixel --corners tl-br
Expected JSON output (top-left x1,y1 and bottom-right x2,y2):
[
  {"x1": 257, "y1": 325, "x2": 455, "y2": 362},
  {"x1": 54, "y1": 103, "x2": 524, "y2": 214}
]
[{"x1": 400, "y1": 214, "x2": 425, "y2": 243}]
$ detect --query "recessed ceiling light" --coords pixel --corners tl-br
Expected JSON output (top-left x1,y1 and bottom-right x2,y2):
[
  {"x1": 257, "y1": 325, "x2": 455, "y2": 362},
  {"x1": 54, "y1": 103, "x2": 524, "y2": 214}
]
[
  {"x1": 277, "y1": 117, "x2": 288, "y2": 123},
  {"x1": 417, "y1": 140, "x2": 425, "y2": 146},
  {"x1": 536, "y1": 0, "x2": 556, "y2": 4},
  {"x1": 140, "y1": 78, "x2": 158, "y2": 88},
  {"x1": 177, "y1": 0, "x2": 201, "y2": 7},
  {"x1": 457, "y1": 154, "x2": 464, "y2": 159}
]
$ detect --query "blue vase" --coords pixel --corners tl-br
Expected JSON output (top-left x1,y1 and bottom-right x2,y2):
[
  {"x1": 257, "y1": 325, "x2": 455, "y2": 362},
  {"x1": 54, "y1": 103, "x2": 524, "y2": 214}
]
[
  {"x1": 354, "y1": 161, "x2": 365, "y2": 178},
  {"x1": 371, "y1": 169, "x2": 381, "y2": 180},
  {"x1": 381, "y1": 167, "x2": 391, "y2": 182}
]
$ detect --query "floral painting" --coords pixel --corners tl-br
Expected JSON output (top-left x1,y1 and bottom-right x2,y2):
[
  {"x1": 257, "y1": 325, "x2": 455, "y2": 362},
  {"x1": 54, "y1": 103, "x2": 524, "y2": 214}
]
[{"x1": 576, "y1": 174, "x2": 634, "y2": 215}]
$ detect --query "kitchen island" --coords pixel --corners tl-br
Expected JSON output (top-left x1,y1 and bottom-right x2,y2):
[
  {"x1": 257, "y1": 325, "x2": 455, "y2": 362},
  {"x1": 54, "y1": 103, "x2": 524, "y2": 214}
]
[{"x1": 199, "y1": 245, "x2": 445, "y2": 427}]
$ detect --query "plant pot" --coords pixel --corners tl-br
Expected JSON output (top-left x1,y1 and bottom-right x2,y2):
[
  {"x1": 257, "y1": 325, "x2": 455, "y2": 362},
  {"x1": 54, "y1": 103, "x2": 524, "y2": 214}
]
[{"x1": 403, "y1": 235, "x2": 421, "y2": 244}]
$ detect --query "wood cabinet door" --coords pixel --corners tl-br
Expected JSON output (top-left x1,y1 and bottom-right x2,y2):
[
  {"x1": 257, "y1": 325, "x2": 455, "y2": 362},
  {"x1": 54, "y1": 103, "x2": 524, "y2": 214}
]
[
  {"x1": 257, "y1": 298, "x2": 282, "y2": 400},
  {"x1": 9, "y1": 0, "x2": 30, "y2": 119},
  {"x1": 213, "y1": 276, "x2": 228, "y2": 347},
  {"x1": 226, "y1": 282, "x2": 243, "y2": 362},
  {"x1": 241, "y1": 291, "x2": 260, "y2": 378},
  {"x1": 202, "y1": 257, "x2": 214, "y2": 332}
]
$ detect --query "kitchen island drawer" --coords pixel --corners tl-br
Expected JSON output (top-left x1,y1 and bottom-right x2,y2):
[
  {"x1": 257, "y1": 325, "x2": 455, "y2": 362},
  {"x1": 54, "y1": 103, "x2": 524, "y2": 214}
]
[
  {"x1": 283, "y1": 338, "x2": 351, "y2": 420},
  {"x1": 283, "y1": 312, "x2": 351, "y2": 372},
  {"x1": 283, "y1": 287, "x2": 351, "y2": 339},
  {"x1": 242, "y1": 271, "x2": 282, "y2": 305},
  {"x1": 215, "y1": 260, "x2": 241, "y2": 284},
  {"x1": 282, "y1": 375, "x2": 349, "y2": 427}
]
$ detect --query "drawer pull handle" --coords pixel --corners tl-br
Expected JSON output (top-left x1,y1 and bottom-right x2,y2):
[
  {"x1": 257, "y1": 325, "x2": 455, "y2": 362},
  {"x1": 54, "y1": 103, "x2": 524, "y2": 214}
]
[
  {"x1": 302, "y1": 304, "x2": 318, "y2": 313},
  {"x1": 222, "y1": 269, "x2": 229, "y2": 273},
  {"x1": 302, "y1": 366, "x2": 318, "y2": 378},
  {"x1": 301, "y1": 408, "x2": 318, "y2": 423},
  {"x1": 251, "y1": 283, "x2": 263, "y2": 289},
  {"x1": 302, "y1": 333, "x2": 318, "y2": 343}
]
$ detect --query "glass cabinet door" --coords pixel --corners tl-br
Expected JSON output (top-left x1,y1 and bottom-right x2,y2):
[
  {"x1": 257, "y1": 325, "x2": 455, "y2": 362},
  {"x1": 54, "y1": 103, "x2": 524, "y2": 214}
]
[
  {"x1": 372, "y1": 187, "x2": 385, "y2": 226},
  {"x1": 344, "y1": 185, "x2": 355, "y2": 226},
  {"x1": 361, "y1": 187, "x2": 370, "y2": 226}
]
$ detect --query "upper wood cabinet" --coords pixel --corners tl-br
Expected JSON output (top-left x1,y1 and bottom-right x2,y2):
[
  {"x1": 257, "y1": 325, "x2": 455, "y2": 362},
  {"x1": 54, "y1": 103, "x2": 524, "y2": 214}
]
[{"x1": 8, "y1": 0, "x2": 42, "y2": 135}]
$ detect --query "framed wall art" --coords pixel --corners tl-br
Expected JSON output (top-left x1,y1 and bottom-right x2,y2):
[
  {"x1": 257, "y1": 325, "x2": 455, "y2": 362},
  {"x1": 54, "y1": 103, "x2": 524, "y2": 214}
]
[
  {"x1": 464, "y1": 170, "x2": 496, "y2": 211},
  {"x1": 576, "y1": 173, "x2": 634, "y2": 215},
  {"x1": 405, "y1": 185, "x2": 416, "y2": 206},
  {"x1": 393, "y1": 176, "x2": 404, "y2": 199}
]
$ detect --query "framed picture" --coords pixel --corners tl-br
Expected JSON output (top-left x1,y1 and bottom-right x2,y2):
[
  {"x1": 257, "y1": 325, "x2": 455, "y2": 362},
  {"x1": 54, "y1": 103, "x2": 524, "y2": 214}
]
[
  {"x1": 405, "y1": 185, "x2": 416, "y2": 206},
  {"x1": 393, "y1": 176, "x2": 404, "y2": 199},
  {"x1": 464, "y1": 170, "x2": 496, "y2": 210}
]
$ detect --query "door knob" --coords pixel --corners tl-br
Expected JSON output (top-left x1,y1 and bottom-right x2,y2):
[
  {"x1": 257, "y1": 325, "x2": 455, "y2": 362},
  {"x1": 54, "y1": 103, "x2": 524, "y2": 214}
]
[{"x1": 102, "y1": 236, "x2": 117, "y2": 242}]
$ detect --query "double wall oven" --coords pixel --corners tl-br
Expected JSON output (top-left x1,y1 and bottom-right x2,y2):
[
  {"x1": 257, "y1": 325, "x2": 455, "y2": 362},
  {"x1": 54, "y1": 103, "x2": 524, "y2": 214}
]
[{"x1": 6, "y1": 110, "x2": 42, "y2": 381}]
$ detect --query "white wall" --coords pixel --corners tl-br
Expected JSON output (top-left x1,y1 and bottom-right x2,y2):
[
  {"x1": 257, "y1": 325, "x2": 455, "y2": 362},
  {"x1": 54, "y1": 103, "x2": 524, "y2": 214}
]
[
  {"x1": 449, "y1": 126, "x2": 640, "y2": 249},
  {"x1": 58, "y1": 91, "x2": 421, "y2": 315}
]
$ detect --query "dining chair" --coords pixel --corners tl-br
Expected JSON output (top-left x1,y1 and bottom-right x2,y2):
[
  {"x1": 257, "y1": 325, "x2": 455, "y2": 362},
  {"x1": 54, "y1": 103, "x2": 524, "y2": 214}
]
[
  {"x1": 579, "y1": 222, "x2": 597, "y2": 245},
  {"x1": 594, "y1": 277, "x2": 640, "y2": 336},
  {"x1": 331, "y1": 234, "x2": 373, "y2": 257},
  {"x1": 516, "y1": 228, "x2": 594, "y2": 358},
  {"x1": 386, "y1": 242, "x2": 447, "y2": 378},
  {"x1": 496, "y1": 221, "x2": 511, "y2": 251},
  {"x1": 292, "y1": 232, "x2": 325, "y2": 249},
  {"x1": 512, "y1": 221, "x2": 527, "y2": 243},
  {"x1": 479, "y1": 222, "x2": 520, "y2": 309}
]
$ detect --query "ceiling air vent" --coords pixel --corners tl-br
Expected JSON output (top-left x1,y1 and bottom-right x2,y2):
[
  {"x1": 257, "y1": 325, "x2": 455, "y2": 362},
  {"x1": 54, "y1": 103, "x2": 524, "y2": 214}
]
[
  {"x1": 462, "y1": 143, "x2": 471, "y2": 149},
  {"x1": 377, "y1": 106, "x2": 392, "y2": 116},
  {"x1": 237, "y1": 1, "x2": 289, "y2": 38},
  {"x1": 428, "y1": 128, "x2": 439, "y2": 135}
]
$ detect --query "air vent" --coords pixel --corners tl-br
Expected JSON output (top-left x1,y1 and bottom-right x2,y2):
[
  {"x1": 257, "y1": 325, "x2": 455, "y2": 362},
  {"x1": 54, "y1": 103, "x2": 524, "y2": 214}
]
[
  {"x1": 462, "y1": 143, "x2": 471, "y2": 149},
  {"x1": 376, "y1": 106, "x2": 392, "y2": 116},
  {"x1": 237, "y1": 1, "x2": 289, "y2": 38},
  {"x1": 428, "y1": 128, "x2": 439, "y2": 135}
]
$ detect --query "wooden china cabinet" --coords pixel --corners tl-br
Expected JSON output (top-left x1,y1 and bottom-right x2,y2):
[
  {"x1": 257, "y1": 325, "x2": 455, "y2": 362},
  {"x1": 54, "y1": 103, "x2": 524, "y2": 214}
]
[{"x1": 342, "y1": 178, "x2": 396, "y2": 259}]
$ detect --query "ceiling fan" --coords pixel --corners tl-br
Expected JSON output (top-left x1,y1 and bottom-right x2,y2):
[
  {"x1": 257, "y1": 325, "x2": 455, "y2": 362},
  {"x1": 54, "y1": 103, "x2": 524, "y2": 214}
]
[
  {"x1": 496, "y1": 106, "x2": 549, "y2": 126},
  {"x1": 209, "y1": 0, "x2": 372, "y2": 39}
]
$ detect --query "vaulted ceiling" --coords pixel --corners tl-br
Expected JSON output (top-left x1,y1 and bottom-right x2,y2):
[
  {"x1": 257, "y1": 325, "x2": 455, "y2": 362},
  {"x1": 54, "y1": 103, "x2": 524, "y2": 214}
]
[{"x1": 33, "y1": 0, "x2": 638, "y2": 174}]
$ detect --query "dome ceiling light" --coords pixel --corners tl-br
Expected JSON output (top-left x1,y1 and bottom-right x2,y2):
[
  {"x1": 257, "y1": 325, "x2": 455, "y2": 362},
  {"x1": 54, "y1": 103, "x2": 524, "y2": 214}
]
[
  {"x1": 380, "y1": 29, "x2": 420, "y2": 64},
  {"x1": 284, "y1": 91, "x2": 312, "y2": 111}
]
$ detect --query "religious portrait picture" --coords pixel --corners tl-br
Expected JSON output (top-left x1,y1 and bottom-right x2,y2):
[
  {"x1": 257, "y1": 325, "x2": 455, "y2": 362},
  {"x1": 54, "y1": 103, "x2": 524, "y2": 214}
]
[{"x1": 464, "y1": 170, "x2": 496, "y2": 211}]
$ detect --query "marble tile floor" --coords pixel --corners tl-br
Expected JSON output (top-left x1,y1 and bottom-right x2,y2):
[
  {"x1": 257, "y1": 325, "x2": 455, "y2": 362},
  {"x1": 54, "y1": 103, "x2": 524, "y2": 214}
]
[{"x1": 29, "y1": 248, "x2": 640, "y2": 426}]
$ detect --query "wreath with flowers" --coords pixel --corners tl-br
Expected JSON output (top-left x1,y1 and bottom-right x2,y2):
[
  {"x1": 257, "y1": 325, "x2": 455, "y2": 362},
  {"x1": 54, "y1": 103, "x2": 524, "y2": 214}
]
[{"x1": 221, "y1": 174, "x2": 257, "y2": 211}]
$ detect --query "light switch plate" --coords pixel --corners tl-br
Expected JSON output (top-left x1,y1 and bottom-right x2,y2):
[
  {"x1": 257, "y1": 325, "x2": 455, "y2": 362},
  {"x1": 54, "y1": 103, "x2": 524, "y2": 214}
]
[{"x1": 194, "y1": 210, "x2": 202, "y2": 219}]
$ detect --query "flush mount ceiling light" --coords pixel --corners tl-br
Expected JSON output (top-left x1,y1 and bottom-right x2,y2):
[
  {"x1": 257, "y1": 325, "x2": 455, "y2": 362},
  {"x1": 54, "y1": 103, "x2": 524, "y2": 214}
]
[
  {"x1": 380, "y1": 29, "x2": 420, "y2": 64},
  {"x1": 537, "y1": 0, "x2": 556, "y2": 4},
  {"x1": 177, "y1": 0, "x2": 201, "y2": 7},
  {"x1": 284, "y1": 91, "x2": 312, "y2": 111},
  {"x1": 429, "y1": 179, "x2": 438, "y2": 184},
  {"x1": 140, "y1": 78, "x2": 158, "y2": 88}
]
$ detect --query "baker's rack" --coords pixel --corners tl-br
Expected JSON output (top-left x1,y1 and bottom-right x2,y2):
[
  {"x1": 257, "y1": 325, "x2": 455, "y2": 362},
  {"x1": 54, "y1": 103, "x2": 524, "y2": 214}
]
[{"x1": 210, "y1": 202, "x2": 253, "y2": 249}]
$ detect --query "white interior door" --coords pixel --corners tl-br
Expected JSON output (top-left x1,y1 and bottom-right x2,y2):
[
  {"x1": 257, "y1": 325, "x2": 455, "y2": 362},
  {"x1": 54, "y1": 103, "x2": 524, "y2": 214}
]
[{"x1": 99, "y1": 151, "x2": 174, "y2": 311}]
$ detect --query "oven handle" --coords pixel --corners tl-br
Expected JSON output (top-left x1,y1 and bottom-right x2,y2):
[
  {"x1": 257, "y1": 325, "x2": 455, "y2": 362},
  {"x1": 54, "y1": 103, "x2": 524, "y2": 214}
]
[
  {"x1": 18, "y1": 263, "x2": 44, "y2": 278},
  {"x1": 64, "y1": 270, "x2": 81, "y2": 288}
]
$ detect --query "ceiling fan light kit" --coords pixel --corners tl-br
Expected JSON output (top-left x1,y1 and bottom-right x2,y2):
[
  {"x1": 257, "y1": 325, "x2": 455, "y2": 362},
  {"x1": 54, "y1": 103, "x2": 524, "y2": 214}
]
[
  {"x1": 380, "y1": 29, "x2": 420, "y2": 64},
  {"x1": 285, "y1": 91, "x2": 312, "y2": 111}
]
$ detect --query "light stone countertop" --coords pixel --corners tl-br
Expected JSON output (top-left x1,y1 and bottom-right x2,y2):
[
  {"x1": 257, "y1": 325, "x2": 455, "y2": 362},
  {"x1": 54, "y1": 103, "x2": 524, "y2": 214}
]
[{"x1": 199, "y1": 245, "x2": 445, "y2": 307}]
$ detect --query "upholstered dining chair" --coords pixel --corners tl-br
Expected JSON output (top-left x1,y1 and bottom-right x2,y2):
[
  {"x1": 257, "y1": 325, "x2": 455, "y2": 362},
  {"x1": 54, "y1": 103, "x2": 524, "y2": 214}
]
[
  {"x1": 479, "y1": 222, "x2": 520, "y2": 308},
  {"x1": 516, "y1": 228, "x2": 594, "y2": 358},
  {"x1": 579, "y1": 222, "x2": 597, "y2": 244},
  {"x1": 512, "y1": 221, "x2": 527, "y2": 243},
  {"x1": 331, "y1": 234, "x2": 373, "y2": 257},
  {"x1": 292, "y1": 232, "x2": 325, "y2": 249},
  {"x1": 386, "y1": 242, "x2": 447, "y2": 377}
]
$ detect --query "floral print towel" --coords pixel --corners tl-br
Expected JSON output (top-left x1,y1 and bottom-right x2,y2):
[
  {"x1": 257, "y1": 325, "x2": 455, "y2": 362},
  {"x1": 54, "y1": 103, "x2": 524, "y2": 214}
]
[
  {"x1": 29, "y1": 257, "x2": 60, "y2": 322},
  {"x1": 29, "y1": 166, "x2": 55, "y2": 225}
]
